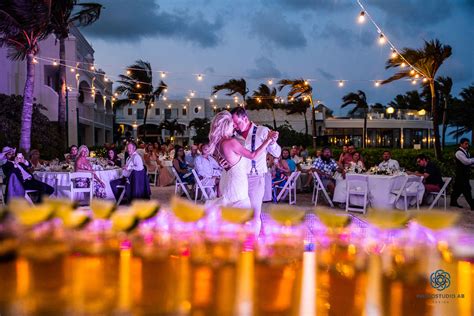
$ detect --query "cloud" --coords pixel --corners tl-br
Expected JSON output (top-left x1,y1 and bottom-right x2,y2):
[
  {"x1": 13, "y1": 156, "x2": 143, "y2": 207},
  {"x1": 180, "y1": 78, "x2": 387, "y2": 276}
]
[
  {"x1": 249, "y1": 10, "x2": 307, "y2": 48},
  {"x1": 316, "y1": 22, "x2": 373, "y2": 47},
  {"x1": 316, "y1": 68, "x2": 335, "y2": 80},
  {"x1": 265, "y1": 0, "x2": 348, "y2": 11},
  {"x1": 247, "y1": 57, "x2": 282, "y2": 79},
  {"x1": 81, "y1": 0, "x2": 224, "y2": 48},
  {"x1": 365, "y1": 0, "x2": 454, "y2": 34}
]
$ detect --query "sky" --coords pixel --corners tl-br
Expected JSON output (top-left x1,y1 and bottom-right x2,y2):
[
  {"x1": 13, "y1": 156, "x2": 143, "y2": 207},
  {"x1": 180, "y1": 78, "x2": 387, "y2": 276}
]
[{"x1": 81, "y1": 0, "x2": 474, "y2": 116}]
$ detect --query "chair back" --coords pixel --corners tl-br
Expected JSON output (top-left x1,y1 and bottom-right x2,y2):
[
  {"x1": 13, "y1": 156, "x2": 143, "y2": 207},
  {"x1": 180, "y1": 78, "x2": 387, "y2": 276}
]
[
  {"x1": 70, "y1": 172, "x2": 93, "y2": 188},
  {"x1": 171, "y1": 167, "x2": 183, "y2": 183},
  {"x1": 405, "y1": 175, "x2": 423, "y2": 194},
  {"x1": 191, "y1": 169, "x2": 205, "y2": 188},
  {"x1": 440, "y1": 177, "x2": 452, "y2": 193},
  {"x1": 346, "y1": 174, "x2": 369, "y2": 191},
  {"x1": 287, "y1": 171, "x2": 301, "y2": 189}
]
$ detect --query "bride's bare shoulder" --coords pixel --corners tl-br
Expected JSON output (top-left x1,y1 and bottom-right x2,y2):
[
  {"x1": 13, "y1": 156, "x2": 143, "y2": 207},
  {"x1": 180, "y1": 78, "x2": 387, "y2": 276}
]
[{"x1": 221, "y1": 138, "x2": 238, "y2": 146}]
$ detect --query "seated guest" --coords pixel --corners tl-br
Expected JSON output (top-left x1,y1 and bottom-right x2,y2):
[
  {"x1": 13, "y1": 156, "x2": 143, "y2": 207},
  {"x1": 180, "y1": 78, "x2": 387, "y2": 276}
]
[
  {"x1": 173, "y1": 145, "x2": 195, "y2": 185},
  {"x1": 168, "y1": 144, "x2": 175, "y2": 158},
  {"x1": 415, "y1": 154, "x2": 444, "y2": 195},
  {"x1": 338, "y1": 145, "x2": 348, "y2": 165},
  {"x1": 1, "y1": 147, "x2": 54, "y2": 202},
  {"x1": 281, "y1": 148, "x2": 296, "y2": 173},
  {"x1": 378, "y1": 150, "x2": 400, "y2": 170},
  {"x1": 185, "y1": 144, "x2": 200, "y2": 168},
  {"x1": 136, "y1": 142, "x2": 146, "y2": 160},
  {"x1": 290, "y1": 146, "x2": 303, "y2": 164},
  {"x1": 195, "y1": 143, "x2": 221, "y2": 197},
  {"x1": 144, "y1": 144, "x2": 159, "y2": 173},
  {"x1": 107, "y1": 149, "x2": 122, "y2": 167},
  {"x1": 29, "y1": 149, "x2": 44, "y2": 170},
  {"x1": 299, "y1": 145, "x2": 309, "y2": 160},
  {"x1": 341, "y1": 144, "x2": 356, "y2": 168},
  {"x1": 271, "y1": 156, "x2": 289, "y2": 188},
  {"x1": 75, "y1": 145, "x2": 107, "y2": 199},
  {"x1": 110, "y1": 142, "x2": 149, "y2": 202},
  {"x1": 349, "y1": 152, "x2": 365, "y2": 171},
  {"x1": 65, "y1": 145, "x2": 78, "y2": 163},
  {"x1": 311, "y1": 147, "x2": 341, "y2": 195}
]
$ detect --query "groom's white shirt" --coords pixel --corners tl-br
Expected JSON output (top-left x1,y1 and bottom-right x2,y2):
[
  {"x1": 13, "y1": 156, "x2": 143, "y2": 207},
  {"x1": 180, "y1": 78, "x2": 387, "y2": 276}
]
[{"x1": 235, "y1": 123, "x2": 281, "y2": 174}]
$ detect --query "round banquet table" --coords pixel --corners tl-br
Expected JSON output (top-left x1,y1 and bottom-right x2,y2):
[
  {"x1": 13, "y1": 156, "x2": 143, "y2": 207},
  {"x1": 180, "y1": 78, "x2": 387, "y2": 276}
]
[
  {"x1": 34, "y1": 169, "x2": 122, "y2": 200},
  {"x1": 333, "y1": 174, "x2": 425, "y2": 210}
]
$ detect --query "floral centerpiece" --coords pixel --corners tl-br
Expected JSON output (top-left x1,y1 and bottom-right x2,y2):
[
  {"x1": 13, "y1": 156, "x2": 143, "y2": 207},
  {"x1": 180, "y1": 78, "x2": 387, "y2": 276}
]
[{"x1": 367, "y1": 165, "x2": 400, "y2": 176}]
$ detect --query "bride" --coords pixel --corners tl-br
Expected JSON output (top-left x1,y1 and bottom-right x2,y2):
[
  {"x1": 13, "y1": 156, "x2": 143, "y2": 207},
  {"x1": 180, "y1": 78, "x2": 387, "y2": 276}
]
[{"x1": 208, "y1": 111, "x2": 276, "y2": 207}]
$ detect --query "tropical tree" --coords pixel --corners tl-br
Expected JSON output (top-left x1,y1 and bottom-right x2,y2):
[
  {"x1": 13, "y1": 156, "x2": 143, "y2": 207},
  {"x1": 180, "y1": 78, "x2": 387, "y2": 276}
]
[
  {"x1": 388, "y1": 90, "x2": 427, "y2": 110},
  {"x1": 0, "y1": 0, "x2": 54, "y2": 153},
  {"x1": 382, "y1": 39, "x2": 452, "y2": 159},
  {"x1": 114, "y1": 60, "x2": 167, "y2": 139},
  {"x1": 437, "y1": 76, "x2": 453, "y2": 148},
  {"x1": 450, "y1": 85, "x2": 474, "y2": 141},
  {"x1": 341, "y1": 90, "x2": 369, "y2": 148},
  {"x1": 246, "y1": 83, "x2": 279, "y2": 129},
  {"x1": 159, "y1": 119, "x2": 186, "y2": 140},
  {"x1": 285, "y1": 99, "x2": 310, "y2": 135},
  {"x1": 189, "y1": 118, "x2": 210, "y2": 143},
  {"x1": 212, "y1": 78, "x2": 248, "y2": 106},
  {"x1": 278, "y1": 79, "x2": 317, "y2": 148},
  {"x1": 50, "y1": 0, "x2": 102, "y2": 148}
]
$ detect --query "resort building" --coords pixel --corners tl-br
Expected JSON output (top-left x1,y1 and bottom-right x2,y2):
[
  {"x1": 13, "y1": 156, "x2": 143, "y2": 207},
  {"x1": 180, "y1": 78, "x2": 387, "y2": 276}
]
[
  {"x1": 0, "y1": 26, "x2": 114, "y2": 147},
  {"x1": 116, "y1": 98, "x2": 433, "y2": 149}
]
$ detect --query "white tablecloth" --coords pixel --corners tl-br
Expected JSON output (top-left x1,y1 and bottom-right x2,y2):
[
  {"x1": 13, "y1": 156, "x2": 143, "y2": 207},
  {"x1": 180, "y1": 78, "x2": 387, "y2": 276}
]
[
  {"x1": 333, "y1": 174, "x2": 425, "y2": 210},
  {"x1": 34, "y1": 169, "x2": 122, "y2": 200}
]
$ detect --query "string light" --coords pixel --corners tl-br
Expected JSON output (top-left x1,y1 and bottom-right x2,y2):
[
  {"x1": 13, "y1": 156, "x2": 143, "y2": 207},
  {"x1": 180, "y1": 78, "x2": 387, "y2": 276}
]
[
  {"x1": 400, "y1": 62, "x2": 406, "y2": 68},
  {"x1": 162, "y1": 96, "x2": 167, "y2": 101},
  {"x1": 411, "y1": 79, "x2": 417, "y2": 85},
  {"x1": 213, "y1": 94, "x2": 218, "y2": 99},
  {"x1": 190, "y1": 91, "x2": 195, "y2": 97},
  {"x1": 197, "y1": 74, "x2": 203, "y2": 81},
  {"x1": 104, "y1": 77, "x2": 109, "y2": 82},
  {"x1": 257, "y1": 97, "x2": 262, "y2": 103},
  {"x1": 415, "y1": 74, "x2": 420, "y2": 79},
  {"x1": 126, "y1": 70, "x2": 131, "y2": 75},
  {"x1": 160, "y1": 71, "x2": 166, "y2": 78},
  {"x1": 168, "y1": 104, "x2": 172, "y2": 108},
  {"x1": 226, "y1": 105, "x2": 230, "y2": 109},
  {"x1": 70, "y1": 68, "x2": 75, "y2": 72},
  {"x1": 268, "y1": 79, "x2": 273, "y2": 85},
  {"x1": 391, "y1": 49, "x2": 398, "y2": 59},
  {"x1": 136, "y1": 83, "x2": 141, "y2": 88},
  {"x1": 90, "y1": 65, "x2": 95, "y2": 71},
  {"x1": 210, "y1": 98, "x2": 214, "y2": 103},
  {"x1": 183, "y1": 105, "x2": 187, "y2": 109},
  {"x1": 338, "y1": 80, "x2": 345, "y2": 87},
  {"x1": 423, "y1": 78, "x2": 428, "y2": 83},
  {"x1": 374, "y1": 81, "x2": 381, "y2": 87},
  {"x1": 358, "y1": 11, "x2": 366, "y2": 23},
  {"x1": 52, "y1": 60, "x2": 58, "y2": 66},
  {"x1": 304, "y1": 80, "x2": 309, "y2": 86},
  {"x1": 186, "y1": 98, "x2": 190, "y2": 102},
  {"x1": 378, "y1": 34, "x2": 386, "y2": 45},
  {"x1": 409, "y1": 69, "x2": 416, "y2": 76}
]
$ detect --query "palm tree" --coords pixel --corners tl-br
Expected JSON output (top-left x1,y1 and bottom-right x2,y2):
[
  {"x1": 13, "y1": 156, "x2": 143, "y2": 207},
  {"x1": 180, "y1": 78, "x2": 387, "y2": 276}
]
[
  {"x1": 247, "y1": 84, "x2": 279, "y2": 129},
  {"x1": 285, "y1": 99, "x2": 310, "y2": 135},
  {"x1": 159, "y1": 119, "x2": 186, "y2": 140},
  {"x1": 114, "y1": 60, "x2": 167, "y2": 139},
  {"x1": 212, "y1": 78, "x2": 248, "y2": 106},
  {"x1": 0, "y1": 0, "x2": 53, "y2": 153},
  {"x1": 341, "y1": 90, "x2": 369, "y2": 148},
  {"x1": 437, "y1": 76, "x2": 453, "y2": 148},
  {"x1": 449, "y1": 85, "x2": 474, "y2": 142},
  {"x1": 278, "y1": 79, "x2": 317, "y2": 148},
  {"x1": 388, "y1": 90, "x2": 427, "y2": 110},
  {"x1": 50, "y1": 1, "x2": 102, "y2": 147},
  {"x1": 382, "y1": 39, "x2": 452, "y2": 159}
]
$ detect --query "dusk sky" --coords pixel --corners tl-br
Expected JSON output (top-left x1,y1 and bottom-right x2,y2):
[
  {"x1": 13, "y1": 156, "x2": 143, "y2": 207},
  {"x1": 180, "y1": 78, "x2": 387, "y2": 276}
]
[{"x1": 82, "y1": 0, "x2": 474, "y2": 116}]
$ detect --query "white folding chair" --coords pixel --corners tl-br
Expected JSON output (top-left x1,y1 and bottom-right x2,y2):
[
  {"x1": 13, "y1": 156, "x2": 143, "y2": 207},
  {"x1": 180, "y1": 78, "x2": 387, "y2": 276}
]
[
  {"x1": 345, "y1": 174, "x2": 369, "y2": 214},
  {"x1": 171, "y1": 167, "x2": 192, "y2": 200},
  {"x1": 148, "y1": 168, "x2": 159, "y2": 187},
  {"x1": 391, "y1": 175, "x2": 423, "y2": 211},
  {"x1": 116, "y1": 184, "x2": 126, "y2": 205},
  {"x1": 312, "y1": 172, "x2": 334, "y2": 208},
  {"x1": 274, "y1": 171, "x2": 301, "y2": 205},
  {"x1": 428, "y1": 177, "x2": 452, "y2": 210},
  {"x1": 69, "y1": 172, "x2": 94, "y2": 205},
  {"x1": 191, "y1": 169, "x2": 216, "y2": 202}
]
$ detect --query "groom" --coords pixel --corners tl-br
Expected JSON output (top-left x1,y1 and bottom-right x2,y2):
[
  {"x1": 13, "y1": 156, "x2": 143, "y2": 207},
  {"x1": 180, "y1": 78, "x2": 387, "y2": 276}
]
[{"x1": 230, "y1": 107, "x2": 281, "y2": 234}]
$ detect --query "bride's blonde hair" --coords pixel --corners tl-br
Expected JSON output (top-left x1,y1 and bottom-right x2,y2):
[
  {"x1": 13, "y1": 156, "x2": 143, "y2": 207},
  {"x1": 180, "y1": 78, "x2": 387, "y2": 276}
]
[{"x1": 208, "y1": 111, "x2": 234, "y2": 155}]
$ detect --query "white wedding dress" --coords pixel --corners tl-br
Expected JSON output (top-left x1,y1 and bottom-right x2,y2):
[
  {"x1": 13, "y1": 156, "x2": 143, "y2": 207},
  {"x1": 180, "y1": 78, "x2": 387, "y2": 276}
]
[{"x1": 210, "y1": 148, "x2": 251, "y2": 208}]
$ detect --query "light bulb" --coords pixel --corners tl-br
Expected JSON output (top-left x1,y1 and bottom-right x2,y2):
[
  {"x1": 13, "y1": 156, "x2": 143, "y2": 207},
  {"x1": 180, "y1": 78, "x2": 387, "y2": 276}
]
[
  {"x1": 70, "y1": 68, "x2": 75, "y2": 72},
  {"x1": 338, "y1": 80, "x2": 344, "y2": 87},
  {"x1": 391, "y1": 50, "x2": 397, "y2": 59},
  {"x1": 164, "y1": 89, "x2": 168, "y2": 93},
  {"x1": 168, "y1": 104, "x2": 171, "y2": 108},
  {"x1": 374, "y1": 81, "x2": 381, "y2": 87},
  {"x1": 304, "y1": 80, "x2": 309, "y2": 86},
  {"x1": 422, "y1": 78, "x2": 428, "y2": 83},
  {"x1": 90, "y1": 65, "x2": 95, "y2": 71},
  {"x1": 53, "y1": 60, "x2": 58, "y2": 66},
  {"x1": 190, "y1": 91, "x2": 195, "y2": 97},
  {"x1": 358, "y1": 11, "x2": 366, "y2": 23},
  {"x1": 410, "y1": 69, "x2": 416, "y2": 76},
  {"x1": 114, "y1": 93, "x2": 118, "y2": 97},
  {"x1": 268, "y1": 79, "x2": 273, "y2": 85},
  {"x1": 257, "y1": 98, "x2": 261, "y2": 103},
  {"x1": 411, "y1": 79, "x2": 417, "y2": 85},
  {"x1": 163, "y1": 96, "x2": 167, "y2": 101},
  {"x1": 160, "y1": 72, "x2": 166, "y2": 78},
  {"x1": 415, "y1": 74, "x2": 420, "y2": 79},
  {"x1": 186, "y1": 98, "x2": 190, "y2": 102},
  {"x1": 197, "y1": 74, "x2": 203, "y2": 81},
  {"x1": 400, "y1": 62, "x2": 406, "y2": 68},
  {"x1": 136, "y1": 83, "x2": 141, "y2": 88},
  {"x1": 213, "y1": 94, "x2": 218, "y2": 99},
  {"x1": 126, "y1": 70, "x2": 131, "y2": 75},
  {"x1": 378, "y1": 34, "x2": 386, "y2": 45}
]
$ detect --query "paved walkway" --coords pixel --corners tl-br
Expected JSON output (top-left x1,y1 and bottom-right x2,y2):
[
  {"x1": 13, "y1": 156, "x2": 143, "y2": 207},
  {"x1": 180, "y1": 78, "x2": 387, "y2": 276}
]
[{"x1": 150, "y1": 186, "x2": 474, "y2": 232}]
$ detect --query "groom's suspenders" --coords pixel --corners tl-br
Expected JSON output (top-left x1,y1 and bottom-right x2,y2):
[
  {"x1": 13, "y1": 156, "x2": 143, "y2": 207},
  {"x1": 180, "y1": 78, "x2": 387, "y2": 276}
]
[{"x1": 250, "y1": 126, "x2": 258, "y2": 175}]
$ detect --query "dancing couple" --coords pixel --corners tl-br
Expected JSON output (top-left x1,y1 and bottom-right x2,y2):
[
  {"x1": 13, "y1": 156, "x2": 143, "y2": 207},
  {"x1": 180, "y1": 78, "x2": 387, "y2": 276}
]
[{"x1": 208, "y1": 107, "x2": 281, "y2": 233}]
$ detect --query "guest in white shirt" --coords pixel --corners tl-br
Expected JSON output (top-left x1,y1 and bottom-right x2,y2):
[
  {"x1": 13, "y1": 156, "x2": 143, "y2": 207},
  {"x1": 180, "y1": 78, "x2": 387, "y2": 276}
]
[
  {"x1": 378, "y1": 151, "x2": 400, "y2": 170},
  {"x1": 290, "y1": 146, "x2": 303, "y2": 164},
  {"x1": 195, "y1": 143, "x2": 221, "y2": 197},
  {"x1": 185, "y1": 144, "x2": 200, "y2": 168},
  {"x1": 110, "y1": 142, "x2": 144, "y2": 200}
]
